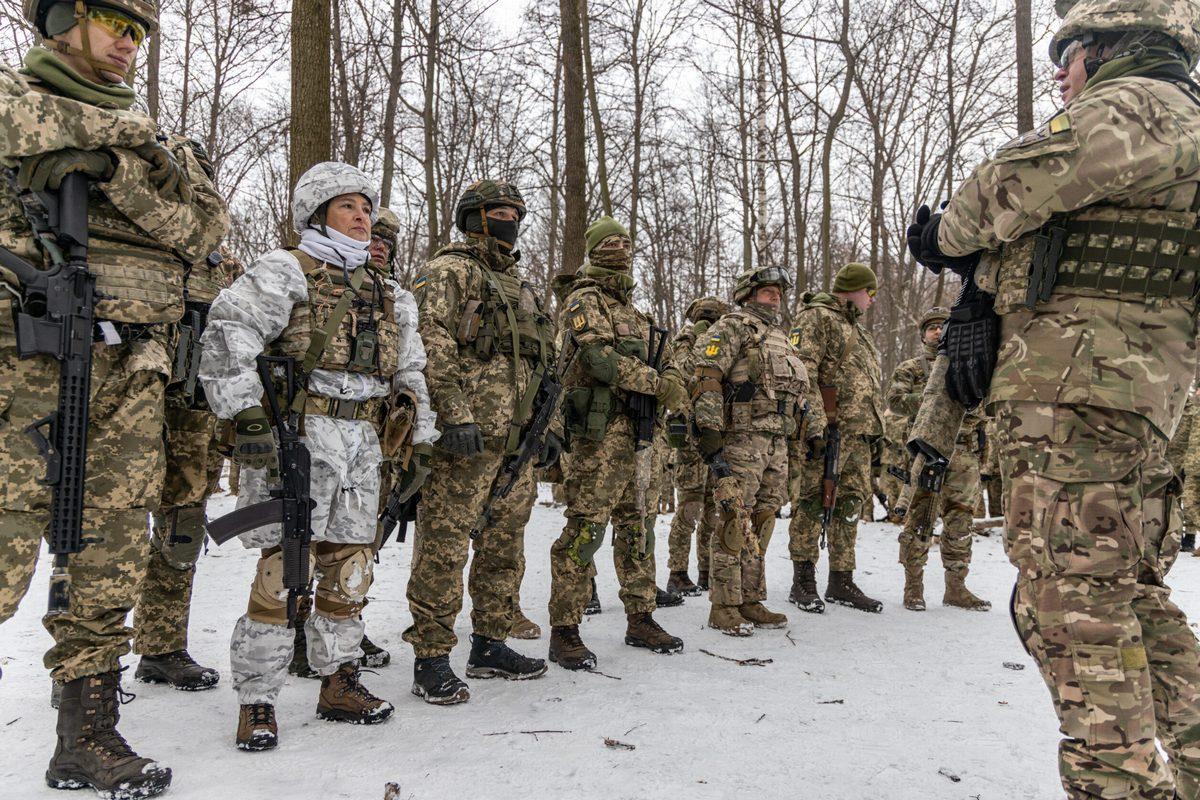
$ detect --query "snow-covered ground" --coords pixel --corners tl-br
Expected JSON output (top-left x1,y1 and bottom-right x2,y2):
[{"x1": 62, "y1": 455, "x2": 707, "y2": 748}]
[{"x1": 3, "y1": 485, "x2": 1199, "y2": 800}]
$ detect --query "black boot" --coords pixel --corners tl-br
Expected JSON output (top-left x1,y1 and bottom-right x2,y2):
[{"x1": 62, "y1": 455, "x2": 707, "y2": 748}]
[
  {"x1": 411, "y1": 655, "x2": 470, "y2": 705},
  {"x1": 287, "y1": 597, "x2": 318, "y2": 679},
  {"x1": 655, "y1": 585, "x2": 685, "y2": 608},
  {"x1": 1182, "y1": 532, "x2": 1196, "y2": 552},
  {"x1": 696, "y1": 569, "x2": 710, "y2": 592},
  {"x1": 465, "y1": 634, "x2": 548, "y2": 680},
  {"x1": 135, "y1": 650, "x2": 219, "y2": 691},
  {"x1": 358, "y1": 633, "x2": 391, "y2": 668},
  {"x1": 584, "y1": 578, "x2": 602, "y2": 615},
  {"x1": 788, "y1": 560, "x2": 825, "y2": 613},
  {"x1": 46, "y1": 671, "x2": 172, "y2": 798},
  {"x1": 825, "y1": 570, "x2": 883, "y2": 613}
]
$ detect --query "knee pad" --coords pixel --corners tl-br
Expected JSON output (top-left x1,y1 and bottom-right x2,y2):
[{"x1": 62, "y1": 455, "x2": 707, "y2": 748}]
[
  {"x1": 752, "y1": 510, "x2": 775, "y2": 554},
  {"x1": 247, "y1": 549, "x2": 309, "y2": 626},
  {"x1": 565, "y1": 519, "x2": 606, "y2": 567},
  {"x1": 615, "y1": 525, "x2": 654, "y2": 561},
  {"x1": 835, "y1": 494, "x2": 863, "y2": 524},
  {"x1": 152, "y1": 507, "x2": 206, "y2": 571},
  {"x1": 717, "y1": 516, "x2": 745, "y2": 556},
  {"x1": 315, "y1": 544, "x2": 374, "y2": 620}
]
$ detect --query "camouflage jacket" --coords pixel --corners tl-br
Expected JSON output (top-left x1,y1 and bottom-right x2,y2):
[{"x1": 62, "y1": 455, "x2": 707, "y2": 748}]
[
  {"x1": 790, "y1": 292, "x2": 883, "y2": 438},
  {"x1": 413, "y1": 237, "x2": 554, "y2": 444},
  {"x1": 940, "y1": 72, "x2": 1200, "y2": 439},
  {"x1": 890, "y1": 348, "x2": 988, "y2": 462},
  {"x1": 559, "y1": 273, "x2": 659, "y2": 403},
  {"x1": 691, "y1": 302, "x2": 810, "y2": 437},
  {"x1": 664, "y1": 320, "x2": 713, "y2": 419},
  {"x1": 0, "y1": 62, "x2": 228, "y2": 327},
  {"x1": 1169, "y1": 391, "x2": 1199, "y2": 470}
]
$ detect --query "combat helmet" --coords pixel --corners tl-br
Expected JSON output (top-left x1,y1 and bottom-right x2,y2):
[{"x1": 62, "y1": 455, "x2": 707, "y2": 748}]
[
  {"x1": 919, "y1": 307, "x2": 949, "y2": 334},
  {"x1": 373, "y1": 206, "x2": 401, "y2": 241},
  {"x1": 454, "y1": 180, "x2": 526, "y2": 233},
  {"x1": 685, "y1": 296, "x2": 730, "y2": 323},
  {"x1": 291, "y1": 161, "x2": 379, "y2": 235},
  {"x1": 1050, "y1": 0, "x2": 1200, "y2": 68},
  {"x1": 25, "y1": 0, "x2": 158, "y2": 35},
  {"x1": 733, "y1": 265, "x2": 793, "y2": 305}
]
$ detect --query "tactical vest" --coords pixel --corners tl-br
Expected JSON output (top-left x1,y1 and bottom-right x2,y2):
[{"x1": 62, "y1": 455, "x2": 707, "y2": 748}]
[
  {"x1": 726, "y1": 310, "x2": 806, "y2": 434},
  {"x1": 272, "y1": 250, "x2": 400, "y2": 379}
]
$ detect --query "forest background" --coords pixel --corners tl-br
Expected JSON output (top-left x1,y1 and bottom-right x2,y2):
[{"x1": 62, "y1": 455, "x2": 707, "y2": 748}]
[{"x1": 0, "y1": 0, "x2": 1056, "y2": 375}]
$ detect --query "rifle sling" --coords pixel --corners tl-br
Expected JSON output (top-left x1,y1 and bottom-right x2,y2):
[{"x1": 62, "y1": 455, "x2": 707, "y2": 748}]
[{"x1": 286, "y1": 251, "x2": 366, "y2": 416}]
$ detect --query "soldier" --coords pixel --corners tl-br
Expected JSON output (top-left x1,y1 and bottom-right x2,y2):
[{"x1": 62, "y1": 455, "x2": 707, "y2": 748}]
[
  {"x1": 404, "y1": 179, "x2": 555, "y2": 703},
  {"x1": 690, "y1": 267, "x2": 806, "y2": 636},
  {"x1": 546, "y1": 216, "x2": 687, "y2": 669},
  {"x1": 0, "y1": 1, "x2": 228, "y2": 795},
  {"x1": 1168, "y1": 384, "x2": 1198, "y2": 553},
  {"x1": 888, "y1": 308, "x2": 991, "y2": 612},
  {"x1": 1183, "y1": 385, "x2": 1200, "y2": 553},
  {"x1": 906, "y1": 1, "x2": 1200, "y2": 793},
  {"x1": 199, "y1": 162, "x2": 436, "y2": 749},
  {"x1": 664, "y1": 296, "x2": 729, "y2": 596},
  {"x1": 877, "y1": 405, "x2": 907, "y2": 523},
  {"x1": 787, "y1": 263, "x2": 885, "y2": 614}
]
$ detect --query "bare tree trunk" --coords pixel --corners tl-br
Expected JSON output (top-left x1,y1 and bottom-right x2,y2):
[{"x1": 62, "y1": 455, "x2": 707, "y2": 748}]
[
  {"x1": 289, "y1": 0, "x2": 332, "y2": 239},
  {"x1": 560, "y1": 0, "x2": 587, "y2": 272},
  {"x1": 146, "y1": 28, "x2": 160, "y2": 121},
  {"x1": 330, "y1": 0, "x2": 358, "y2": 165},
  {"x1": 1015, "y1": 0, "x2": 1034, "y2": 132},
  {"x1": 579, "y1": 0, "x2": 612, "y2": 216},
  {"x1": 769, "y1": 0, "x2": 806, "y2": 290},
  {"x1": 380, "y1": 0, "x2": 404, "y2": 208},
  {"x1": 546, "y1": 39, "x2": 564, "y2": 304},
  {"x1": 422, "y1": 0, "x2": 440, "y2": 258},
  {"x1": 753, "y1": 0, "x2": 768, "y2": 268},
  {"x1": 822, "y1": 0, "x2": 855, "y2": 287},
  {"x1": 179, "y1": 0, "x2": 195, "y2": 131}
]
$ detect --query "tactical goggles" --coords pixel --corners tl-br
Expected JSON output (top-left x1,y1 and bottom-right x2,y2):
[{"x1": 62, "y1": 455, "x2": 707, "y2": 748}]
[
  {"x1": 868, "y1": 287, "x2": 877, "y2": 298},
  {"x1": 87, "y1": 7, "x2": 147, "y2": 48},
  {"x1": 753, "y1": 266, "x2": 793, "y2": 290}
]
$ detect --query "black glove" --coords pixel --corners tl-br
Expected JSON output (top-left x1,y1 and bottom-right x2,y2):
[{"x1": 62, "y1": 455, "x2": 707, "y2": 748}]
[
  {"x1": 17, "y1": 148, "x2": 114, "y2": 192},
  {"x1": 942, "y1": 285, "x2": 1000, "y2": 409},
  {"x1": 438, "y1": 422, "x2": 485, "y2": 457},
  {"x1": 535, "y1": 430, "x2": 563, "y2": 470},
  {"x1": 697, "y1": 427, "x2": 723, "y2": 460},
  {"x1": 906, "y1": 204, "x2": 982, "y2": 278}
]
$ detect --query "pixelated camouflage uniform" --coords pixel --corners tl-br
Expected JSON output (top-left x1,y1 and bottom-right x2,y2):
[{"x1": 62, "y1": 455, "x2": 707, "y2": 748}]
[
  {"x1": 404, "y1": 236, "x2": 552, "y2": 657},
  {"x1": 691, "y1": 303, "x2": 809, "y2": 608},
  {"x1": 548, "y1": 270, "x2": 668, "y2": 625},
  {"x1": 937, "y1": 8, "x2": 1200, "y2": 792},
  {"x1": 787, "y1": 292, "x2": 883, "y2": 571},
  {"x1": 199, "y1": 171, "x2": 434, "y2": 703},
  {"x1": 0, "y1": 54, "x2": 229, "y2": 682}
]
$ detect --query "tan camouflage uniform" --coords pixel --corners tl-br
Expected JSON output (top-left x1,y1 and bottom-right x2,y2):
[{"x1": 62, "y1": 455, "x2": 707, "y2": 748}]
[
  {"x1": 0, "y1": 55, "x2": 229, "y2": 682},
  {"x1": 937, "y1": 5, "x2": 1200, "y2": 792}
]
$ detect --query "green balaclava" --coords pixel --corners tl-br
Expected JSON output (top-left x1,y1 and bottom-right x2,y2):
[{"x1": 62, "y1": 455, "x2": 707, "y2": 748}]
[
  {"x1": 583, "y1": 216, "x2": 634, "y2": 294},
  {"x1": 832, "y1": 262, "x2": 878, "y2": 294}
]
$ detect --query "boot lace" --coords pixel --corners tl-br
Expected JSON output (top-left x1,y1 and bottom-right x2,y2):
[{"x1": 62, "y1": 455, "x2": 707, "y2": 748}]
[
  {"x1": 559, "y1": 626, "x2": 585, "y2": 648},
  {"x1": 246, "y1": 703, "x2": 275, "y2": 727},
  {"x1": 82, "y1": 672, "x2": 138, "y2": 761},
  {"x1": 333, "y1": 665, "x2": 381, "y2": 703}
]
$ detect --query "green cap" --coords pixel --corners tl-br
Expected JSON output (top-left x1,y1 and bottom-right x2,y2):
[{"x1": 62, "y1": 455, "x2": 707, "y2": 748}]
[
  {"x1": 585, "y1": 216, "x2": 630, "y2": 255},
  {"x1": 832, "y1": 262, "x2": 878, "y2": 294}
]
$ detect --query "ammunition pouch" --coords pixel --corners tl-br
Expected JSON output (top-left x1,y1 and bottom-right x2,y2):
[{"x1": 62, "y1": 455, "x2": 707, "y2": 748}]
[
  {"x1": 564, "y1": 386, "x2": 615, "y2": 442},
  {"x1": 304, "y1": 394, "x2": 386, "y2": 424},
  {"x1": 666, "y1": 415, "x2": 688, "y2": 448}
]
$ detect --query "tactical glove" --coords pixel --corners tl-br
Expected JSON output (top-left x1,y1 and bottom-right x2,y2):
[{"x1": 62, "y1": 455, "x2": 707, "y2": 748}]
[
  {"x1": 942, "y1": 286, "x2": 1000, "y2": 409},
  {"x1": 906, "y1": 204, "x2": 981, "y2": 278},
  {"x1": 712, "y1": 469, "x2": 742, "y2": 516},
  {"x1": 394, "y1": 442, "x2": 433, "y2": 504},
  {"x1": 438, "y1": 422, "x2": 485, "y2": 457},
  {"x1": 133, "y1": 141, "x2": 190, "y2": 200},
  {"x1": 535, "y1": 430, "x2": 564, "y2": 470},
  {"x1": 17, "y1": 148, "x2": 114, "y2": 192},
  {"x1": 654, "y1": 371, "x2": 687, "y2": 414},
  {"x1": 697, "y1": 427, "x2": 724, "y2": 460},
  {"x1": 233, "y1": 406, "x2": 277, "y2": 471}
]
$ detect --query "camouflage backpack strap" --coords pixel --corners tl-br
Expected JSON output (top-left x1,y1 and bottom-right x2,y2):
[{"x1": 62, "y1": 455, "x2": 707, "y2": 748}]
[{"x1": 475, "y1": 261, "x2": 537, "y2": 453}]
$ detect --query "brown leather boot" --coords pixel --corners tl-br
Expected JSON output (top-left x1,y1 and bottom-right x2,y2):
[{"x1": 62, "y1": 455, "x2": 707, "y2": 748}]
[
  {"x1": 46, "y1": 671, "x2": 172, "y2": 796},
  {"x1": 510, "y1": 609, "x2": 542, "y2": 640},
  {"x1": 625, "y1": 612, "x2": 684, "y2": 653},
  {"x1": 903, "y1": 567, "x2": 926, "y2": 611},
  {"x1": 788, "y1": 560, "x2": 825, "y2": 613},
  {"x1": 739, "y1": 601, "x2": 788, "y2": 629},
  {"x1": 667, "y1": 570, "x2": 701, "y2": 596},
  {"x1": 696, "y1": 569, "x2": 710, "y2": 591},
  {"x1": 236, "y1": 703, "x2": 278, "y2": 752},
  {"x1": 548, "y1": 625, "x2": 597, "y2": 670},
  {"x1": 943, "y1": 570, "x2": 991, "y2": 611},
  {"x1": 708, "y1": 604, "x2": 753, "y2": 636},
  {"x1": 316, "y1": 662, "x2": 394, "y2": 724}
]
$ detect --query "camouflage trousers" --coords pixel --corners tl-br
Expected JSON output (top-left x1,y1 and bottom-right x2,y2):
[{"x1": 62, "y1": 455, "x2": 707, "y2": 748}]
[
  {"x1": 230, "y1": 415, "x2": 382, "y2": 703},
  {"x1": 898, "y1": 447, "x2": 982, "y2": 576},
  {"x1": 549, "y1": 417, "x2": 660, "y2": 627},
  {"x1": 403, "y1": 439, "x2": 536, "y2": 658},
  {"x1": 667, "y1": 446, "x2": 715, "y2": 573},
  {"x1": 788, "y1": 434, "x2": 873, "y2": 571},
  {"x1": 0, "y1": 329, "x2": 168, "y2": 682},
  {"x1": 710, "y1": 431, "x2": 788, "y2": 608},
  {"x1": 132, "y1": 396, "x2": 223, "y2": 656},
  {"x1": 1181, "y1": 467, "x2": 1198, "y2": 533},
  {"x1": 998, "y1": 401, "x2": 1200, "y2": 800}
]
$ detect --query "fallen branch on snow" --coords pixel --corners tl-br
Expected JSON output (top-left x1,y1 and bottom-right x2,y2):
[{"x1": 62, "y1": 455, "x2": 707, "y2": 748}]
[
  {"x1": 604, "y1": 737, "x2": 636, "y2": 751},
  {"x1": 699, "y1": 648, "x2": 773, "y2": 667}
]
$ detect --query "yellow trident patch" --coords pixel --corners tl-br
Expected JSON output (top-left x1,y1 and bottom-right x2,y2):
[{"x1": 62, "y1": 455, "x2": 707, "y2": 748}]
[
  {"x1": 705, "y1": 334, "x2": 721, "y2": 357},
  {"x1": 572, "y1": 313, "x2": 587, "y2": 331}
]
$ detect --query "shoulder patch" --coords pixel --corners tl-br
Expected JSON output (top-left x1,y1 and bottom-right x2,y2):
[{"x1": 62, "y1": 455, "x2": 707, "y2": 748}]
[
  {"x1": 993, "y1": 111, "x2": 1077, "y2": 161},
  {"x1": 789, "y1": 327, "x2": 802, "y2": 348},
  {"x1": 571, "y1": 312, "x2": 589, "y2": 332},
  {"x1": 412, "y1": 274, "x2": 429, "y2": 292},
  {"x1": 705, "y1": 333, "x2": 721, "y2": 357}
]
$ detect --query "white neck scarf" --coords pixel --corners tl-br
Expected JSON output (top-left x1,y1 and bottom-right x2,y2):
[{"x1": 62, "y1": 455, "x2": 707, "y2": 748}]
[{"x1": 298, "y1": 225, "x2": 370, "y2": 269}]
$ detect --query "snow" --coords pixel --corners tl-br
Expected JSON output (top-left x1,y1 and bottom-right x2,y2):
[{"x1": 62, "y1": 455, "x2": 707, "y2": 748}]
[{"x1": 3, "y1": 485, "x2": 1199, "y2": 800}]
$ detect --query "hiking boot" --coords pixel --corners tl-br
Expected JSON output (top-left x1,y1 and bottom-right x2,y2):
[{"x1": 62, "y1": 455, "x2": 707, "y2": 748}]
[
  {"x1": 788, "y1": 560, "x2": 825, "y2": 613},
  {"x1": 1182, "y1": 532, "x2": 1196, "y2": 553},
  {"x1": 288, "y1": 619, "x2": 318, "y2": 680},
  {"x1": 359, "y1": 634, "x2": 391, "y2": 668},
  {"x1": 825, "y1": 570, "x2": 883, "y2": 613},
  {"x1": 696, "y1": 569, "x2": 710, "y2": 592},
  {"x1": 466, "y1": 634, "x2": 548, "y2": 680},
  {"x1": 411, "y1": 655, "x2": 470, "y2": 705},
  {"x1": 903, "y1": 568, "x2": 926, "y2": 612},
  {"x1": 943, "y1": 571, "x2": 992, "y2": 611},
  {"x1": 584, "y1": 578, "x2": 602, "y2": 615},
  {"x1": 625, "y1": 612, "x2": 684, "y2": 654},
  {"x1": 317, "y1": 662, "x2": 394, "y2": 724},
  {"x1": 667, "y1": 570, "x2": 701, "y2": 597},
  {"x1": 46, "y1": 671, "x2": 172, "y2": 798},
  {"x1": 708, "y1": 604, "x2": 753, "y2": 637},
  {"x1": 510, "y1": 609, "x2": 542, "y2": 640},
  {"x1": 135, "y1": 650, "x2": 219, "y2": 691},
  {"x1": 739, "y1": 601, "x2": 788, "y2": 629},
  {"x1": 548, "y1": 625, "x2": 598, "y2": 671},
  {"x1": 236, "y1": 703, "x2": 278, "y2": 752},
  {"x1": 655, "y1": 585, "x2": 685, "y2": 608}
]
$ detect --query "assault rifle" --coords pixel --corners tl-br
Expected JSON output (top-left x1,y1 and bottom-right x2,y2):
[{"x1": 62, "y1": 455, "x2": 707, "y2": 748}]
[
  {"x1": 0, "y1": 172, "x2": 94, "y2": 615},
  {"x1": 630, "y1": 325, "x2": 668, "y2": 556},
  {"x1": 470, "y1": 339, "x2": 580, "y2": 540},
  {"x1": 206, "y1": 356, "x2": 316, "y2": 626},
  {"x1": 818, "y1": 385, "x2": 841, "y2": 550}
]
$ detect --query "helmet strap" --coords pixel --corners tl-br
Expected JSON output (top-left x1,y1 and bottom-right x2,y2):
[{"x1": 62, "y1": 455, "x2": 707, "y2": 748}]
[{"x1": 49, "y1": 1, "x2": 136, "y2": 85}]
